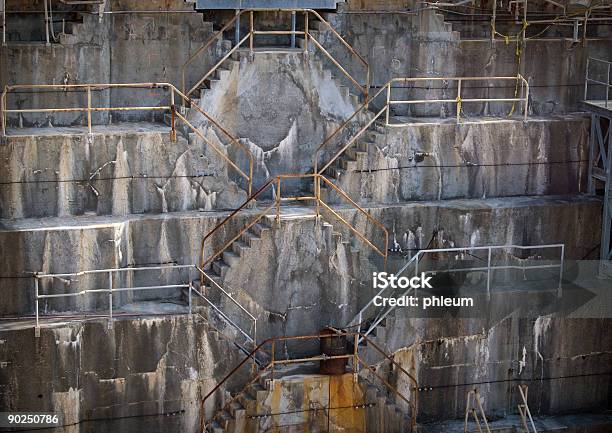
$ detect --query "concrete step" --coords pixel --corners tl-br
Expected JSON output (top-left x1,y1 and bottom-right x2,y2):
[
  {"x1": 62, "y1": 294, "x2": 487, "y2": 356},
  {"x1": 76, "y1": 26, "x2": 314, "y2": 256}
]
[
  {"x1": 222, "y1": 250, "x2": 240, "y2": 267},
  {"x1": 212, "y1": 260, "x2": 230, "y2": 278},
  {"x1": 250, "y1": 222, "x2": 270, "y2": 237},
  {"x1": 232, "y1": 239, "x2": 250, "y2": 257}
]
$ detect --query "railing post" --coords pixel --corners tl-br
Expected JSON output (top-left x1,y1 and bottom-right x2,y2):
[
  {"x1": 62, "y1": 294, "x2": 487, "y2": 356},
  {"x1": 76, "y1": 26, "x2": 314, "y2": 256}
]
[
  {"x1": 235, "y1": 9, "x2": 240, "y2": 46},
  {"x1": 108, "y1": 271, "x2": 113, "y2": 329},
  {"x1": 43, "y1": 0, "x2": 50, "y2": 46},
  {"x1": 188, "y1": 282, "x2": 193, "y2": 316},
  {"x1": 170, "y1": 87, "x2": 177, "y2": 143},
  {"x1": 558, "y1": 245, "x2": 564, "y2": 298},
  {"x1": 606, "y1": 63, "x2": 610, "y2": 108},
  {"x1": 385, "y1": 82, "x2": 391, "y2": 126},
  {"x1": 276, "y1": 177, "x2": 281, "y2": 228},
  {"x1": 304, "y1": 11, "x2": 309, "y2": 54},
  {"x1": 2, "y1": 0, "x2": 6, "y2": 46},
  {"x1": 86, "y1": 85, "x2": 92, "y2": 135},
  {"x1": 584, "y1": 57, "x2": 590, "y2": 101},
  {"x1": 34, "y1": 276, "x2": 40, "y2": 338},
  {"x1": 353, "y1": 333, "x2": 359, "y2": 380},
  {"x1": 249, "y1": 11, "x2": 254, "y2": 54},
  {"x1": 456, "y1": 78, "x2": 462, "y2": 122},
  {"x1": 491, "y1": 0, "x2": 497, "y2": 42},
  {"x1": 291, "y1": 11, "x2": 296, "y2": 48},
  {"x1": 270, "y1": 339, "x2": 276, "y2": 384},
  {"x1": 486, "y1": 247, "x2": 492, "y2": 300},
  {"x1": 1, "y1": 87, "x2": 6, "y2": 138},
  {"x1": 524, "y1": 77, "x2": 529, "y2": 121},
  {"x1": 315, "y1": 175, "x2": 320, "y2": 219}
]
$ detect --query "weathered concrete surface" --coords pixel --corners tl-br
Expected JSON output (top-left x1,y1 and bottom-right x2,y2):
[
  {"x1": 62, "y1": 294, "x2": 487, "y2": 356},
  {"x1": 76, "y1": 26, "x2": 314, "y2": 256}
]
[
  {"x1": 322, "y1": 9, "x2": 612, "y2": 114},
  {"x1": 0, "y1": 315, "x2": 248, "y2": 433},
  {"x1": 0, "y1": 0, "x2": 217, "y2": 126},
  {"x1": 383, "y1": 317, "x2": 612, "y2": 422},
  {"x1": 0, "y1": 195, "x2": 601, "y2": 321},
  {"x1": 327, "y1": 116, "x2": 589, "y2": 204},
  {"x1": 188, "y1": 52, "x2": 360, "y2": 191},
  {"x1": 0, "y1": 125, "x2": 247, "y2": 218}
]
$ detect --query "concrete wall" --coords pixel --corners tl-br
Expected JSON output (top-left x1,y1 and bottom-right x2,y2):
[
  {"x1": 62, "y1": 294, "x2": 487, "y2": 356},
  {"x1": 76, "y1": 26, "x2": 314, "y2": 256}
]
[
  {"x1": 0, "y1": 316, "x2": 249, "y2": 433},
  {"x1": 387, "y1": 317, "x2": 612, "y2": 421},
  {"x1": 0, "y1": 195, "x2": 601, "y2": 320},
  {"x1": 0, "y1": 128, "x2": 247, "y2": 219},
  {"x1": 329, "y1": 116, "x2": 590, "y2": 204}
]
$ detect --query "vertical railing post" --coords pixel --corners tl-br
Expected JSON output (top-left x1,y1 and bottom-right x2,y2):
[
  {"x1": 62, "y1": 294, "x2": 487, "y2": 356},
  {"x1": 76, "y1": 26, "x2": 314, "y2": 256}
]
[
  {"x1": 558, "y1": 245, "x2": 564, "y2": 298},
  {"x1": 2, "y1": 0, "x2": 6, "y2": 46},
  {"x1": 34, "y1": 276, "x2": 40, "y2": 337},
  {"x1": 584, "y1": 57, "x2": 590, "y2": 101},
  {"x1": 170, "y1": 86, "x2": 176, "y2": 143},
  {"x1": 385, "y1": 82, "x2": 391, "y2": 126},
  {"x1": 456, "y1": 78, "x2": 462, "y2": 122},
  {"x1": 1, "y1": 87, "x2": 6, "y2": 138},
  {"x1": 86, "y1": 85, "x2": 92, "y2": 135},
  {"x1": 43, "y1": 0, "x2": 50, "y2": 45},
  {"x1": 524, "y1": 77, "x2": 529, "y2": 121},
  {"x1": 235, "y1": 9, "x2": 240, "y2": 46},
  {"x1": 491, "y1": 0, "x2": 497, "y2": 42},
  {"x1": 248, "y1": 155, "x2": 253, "y2": 197},
  {"x1": 353, "y1": 333, "x2": 359, "y2": 379},
  {"x1": 188, "y1": 282, "x2": 192, "y2": 316},
  {"x1": 249, "y1": 11, "x2": 254, "y2": 54},
  {"x1": 276, "y1": 177, "x2": 281, "y2": 227},
  {"x1": 486, "y1": 247, "x2": 492, "y2": 300},
  {"x1": 108, "y1": 271, "x2": 113, "y2": 329},
  {"x1": 291, "y1": 11, "x2": 296, "y2": 48},
  {"x1": 606, "y1": 63, "x2": 610, "y2": 108},
  {"x1": 304, "y1": 11, "x2": 309, "y2": 54},
  {"x1": 270, "y1": 339, "x2": 276, "y2": 383}
]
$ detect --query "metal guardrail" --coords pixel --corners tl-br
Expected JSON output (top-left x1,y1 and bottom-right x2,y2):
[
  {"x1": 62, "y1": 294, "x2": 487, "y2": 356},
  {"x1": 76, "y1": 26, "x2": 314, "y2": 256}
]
[
  {"x1": 182, "y1": 8, "x2": 369, "y2": 108},
  {"x1": 200, "y1": 331, "x2": 418, "y2": 433},
  {"x1": 33, "y1": 264, "x2": 257, "y2": 348},
  {"x1": 0, "y1": 82, "x2": 254, "y2": 195},
  {"x1": 315, "y1": 74, "x2": 529, "y2": 175},
  {"x1": 200, "y1": 173, "x2": 389, "y2": 277},
  {"x1": 584, "y1": 57, "x2": 612, "y2": 109},
  {"x1": 350, "y1": 243, "x2": 564, "y2": 342}
]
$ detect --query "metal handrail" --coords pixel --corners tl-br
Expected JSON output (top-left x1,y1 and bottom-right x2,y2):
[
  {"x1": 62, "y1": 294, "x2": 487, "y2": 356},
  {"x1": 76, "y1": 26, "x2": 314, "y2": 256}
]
[
  {"x1": 352, "y1": 243, "x2": 564, "y2": 342},
  {"x1": 584, "y1": 57, "x2": 612, "y2": 109},
  {"x1": 33, "y1": 264, "x2": 257, "y2": 348},
  {"x1": 200, "y1": 331, "x2": 418, "y2": 433},
  {"x1": 314, "y1": 75, "x2": 529, "y2": 177},
  {"x1": 181, "y1": 9, "x2": 370, "y2": 106},
  {"x1": 0, "y1": 82, "x2": 254, "y2": 195},
  {"x1": 318, "y1": 174, "x2": 389, "y2": 264},
  {"x1": 200, "y1": 174, "x2": 388, "y2": 280}
]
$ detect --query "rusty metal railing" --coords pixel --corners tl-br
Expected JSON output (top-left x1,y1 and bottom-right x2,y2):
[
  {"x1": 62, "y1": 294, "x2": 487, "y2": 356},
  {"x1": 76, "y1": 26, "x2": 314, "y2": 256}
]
[
  {"x1": 182, "y1": 8, "x2": 369, "y2": 108},
  {"x1": 32, "y1": 264, "x2": 257, "y2": 349},
  {"x1": 200, "y1": 331, "x2": 418, "y2": 433},
  {"x1": 314, "y1": 75, "x2": 529, "y2": 176},
  {"x1": 0, "y1": 82, "x2": 254, "y2": 195},
  {"x1": 200, "y1": 173, "x2": 388, "y2": 280}
]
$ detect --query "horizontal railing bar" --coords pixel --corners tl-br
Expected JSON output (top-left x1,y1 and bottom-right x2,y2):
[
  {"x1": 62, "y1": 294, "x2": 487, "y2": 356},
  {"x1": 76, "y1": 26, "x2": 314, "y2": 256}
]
[
  {"x1": 5, "y1": 106, "x2": 170, "y2": 114},
  {"x1": 36, "y1": 264, "x2": 194, "y2": 278},
  {"x1": 251, "y1": 30, "x2": 306, "y2": 35},
  {"x1": 272, "y1": 354, "x2": 354, "y2": 365},
  {"x1": 586, "y1": 78, "x2": 612, "y2": 87},
  {"x1": 390, "y1": 76, "x2": 523, "y2": 82},
  {"x1": 37, "y1": 284, "x2": 189, "y2": 298},
  {"x1": 420, "y1": 264, "x2": 561, "y2": 274}
]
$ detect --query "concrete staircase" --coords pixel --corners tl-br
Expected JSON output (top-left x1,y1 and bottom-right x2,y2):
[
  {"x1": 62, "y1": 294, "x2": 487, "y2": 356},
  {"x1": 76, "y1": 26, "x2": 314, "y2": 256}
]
[{"x1": 206, "y1": 367, "x2": 414, "y2": 433}]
